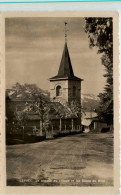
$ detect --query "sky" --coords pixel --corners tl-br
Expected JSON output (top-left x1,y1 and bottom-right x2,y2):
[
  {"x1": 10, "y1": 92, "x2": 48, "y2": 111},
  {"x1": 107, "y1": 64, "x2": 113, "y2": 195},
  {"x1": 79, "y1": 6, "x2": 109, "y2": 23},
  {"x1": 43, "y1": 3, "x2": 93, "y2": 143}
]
[{"x1": 5, "y1": 17, "x2": 106, "y2": 95}]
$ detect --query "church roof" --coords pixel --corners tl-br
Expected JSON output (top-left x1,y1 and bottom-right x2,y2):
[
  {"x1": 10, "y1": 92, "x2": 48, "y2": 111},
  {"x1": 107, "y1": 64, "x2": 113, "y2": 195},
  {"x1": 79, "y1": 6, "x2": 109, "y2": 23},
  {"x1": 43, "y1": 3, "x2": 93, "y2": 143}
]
[{"x1": 49, "y1": 42, "x2": 83, "y2": 81}]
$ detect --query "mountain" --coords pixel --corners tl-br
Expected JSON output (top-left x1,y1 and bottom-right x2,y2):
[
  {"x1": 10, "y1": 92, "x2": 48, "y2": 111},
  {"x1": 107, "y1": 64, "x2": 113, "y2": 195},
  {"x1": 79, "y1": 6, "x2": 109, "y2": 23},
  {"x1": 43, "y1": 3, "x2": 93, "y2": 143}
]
[
  {"x1": 81, "y1": 94, "x2": 100, "y2": 111},
  {"x1": 6, "y1": 85, "x2": 50, "y2": 101},
  {"x1": 6, "y1": 85, "x2": 100, "y2": 112}
]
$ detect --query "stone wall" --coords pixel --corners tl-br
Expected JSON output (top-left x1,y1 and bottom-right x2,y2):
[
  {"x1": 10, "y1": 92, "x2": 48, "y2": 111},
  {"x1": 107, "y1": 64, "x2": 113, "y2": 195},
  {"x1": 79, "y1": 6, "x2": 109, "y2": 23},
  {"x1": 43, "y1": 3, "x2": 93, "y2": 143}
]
[
  {"x1": 50, "y1": 79, "x2": 81, "y2": 103},
  {"x1": 68, "y1": 80, "x2": 81, "y2": 103},
  {"x1": 50, "y1": 80, "x2": 68, "y2": 103}
]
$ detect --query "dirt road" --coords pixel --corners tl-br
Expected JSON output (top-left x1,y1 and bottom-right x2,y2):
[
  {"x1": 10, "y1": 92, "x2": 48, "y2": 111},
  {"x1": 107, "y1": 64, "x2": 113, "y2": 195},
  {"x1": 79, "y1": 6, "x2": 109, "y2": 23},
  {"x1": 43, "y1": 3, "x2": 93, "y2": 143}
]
[{"x1": 6, "y1": 133, "x2": 113, "y2": 186}]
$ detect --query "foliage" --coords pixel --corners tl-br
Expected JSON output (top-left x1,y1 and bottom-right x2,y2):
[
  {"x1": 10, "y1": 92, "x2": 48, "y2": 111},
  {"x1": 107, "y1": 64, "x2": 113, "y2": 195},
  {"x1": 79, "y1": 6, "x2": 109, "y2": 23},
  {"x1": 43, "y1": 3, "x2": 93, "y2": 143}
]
[
  {"x1": 6, "y1": 83, "x2": 82, "y2": 134},
  {"x1": 15, "y1": 109, "x2": 28, "y2": 128},
  {"x1": 6, "y1": 91, "x2": 15, "y2": 122},
  {"x1": 6, "y1": 82, "x2": 51, "y2": 134},
  {"x1": 51, "y1": 102, "x2": 70, "y2": 118},
  {"x1": 6, "y1": 92, "x2": 16, "y2": 134},
  {"x1": 26, "y1": 93, "x2": 51, "y2": 132},
  {"x1": 51, "y1": 100, "x2": 81, "y2": 119},
  {"x1": 68, "y1": 100, "x2": 81, "y2": 118},
  {"x1": 85, "y1": 17, "x2": 113, "y2": 124}
]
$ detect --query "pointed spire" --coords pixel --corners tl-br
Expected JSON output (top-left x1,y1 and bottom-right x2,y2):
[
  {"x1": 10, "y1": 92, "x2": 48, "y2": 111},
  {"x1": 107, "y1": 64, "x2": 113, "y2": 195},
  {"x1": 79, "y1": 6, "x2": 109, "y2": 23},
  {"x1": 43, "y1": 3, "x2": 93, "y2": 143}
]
[
  {"x1": 65, "y1": 22, "x2": 68, "y2": 43},
  {"x1": 49, "y1": 23, "x2": 82, "y2": 81},
  {"x1": 57, "y1": 42, "x2": 74, "y2": 77}
]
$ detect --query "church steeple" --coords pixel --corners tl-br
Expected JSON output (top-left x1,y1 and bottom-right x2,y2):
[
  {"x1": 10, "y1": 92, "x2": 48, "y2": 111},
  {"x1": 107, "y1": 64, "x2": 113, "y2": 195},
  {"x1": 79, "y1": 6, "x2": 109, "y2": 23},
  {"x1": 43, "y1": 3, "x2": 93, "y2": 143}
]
[
  {"x1": 50, "y1": 22, "x2": 82, "y2": 81},
  {"x1": 49, "y1": 22, "x2": 83, "y2": 103},
  {"x1": 49, "y1": 42, "x2": 81, "y2": 81},
  {"x1": 65, "y1": 22, "x2": 68, "y2": 43},
  {"x1": 57, "y1": 42, "x2": 74, "y2": 77}
]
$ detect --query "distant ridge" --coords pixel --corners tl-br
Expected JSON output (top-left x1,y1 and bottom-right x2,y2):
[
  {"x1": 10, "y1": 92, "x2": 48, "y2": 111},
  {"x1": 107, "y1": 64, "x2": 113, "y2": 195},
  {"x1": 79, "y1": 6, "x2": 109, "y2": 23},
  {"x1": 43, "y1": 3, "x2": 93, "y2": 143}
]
[
  {"x1": 81, "y1": 93, "x2": 99, "y2": 111},
  {"x1": 6, "y1": 88, "x2": 99, "y2": 111}
]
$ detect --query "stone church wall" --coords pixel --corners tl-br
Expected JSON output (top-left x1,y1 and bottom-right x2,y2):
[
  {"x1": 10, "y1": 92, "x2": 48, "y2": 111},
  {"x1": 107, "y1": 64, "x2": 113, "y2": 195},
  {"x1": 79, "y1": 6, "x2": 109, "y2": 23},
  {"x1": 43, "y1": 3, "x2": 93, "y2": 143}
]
[
  {"x1": 68, "y1": 80, "x2": 81, "y2": 103},
  {"x1": 50, "y1": 80, "x2": 68, "y2": 103},
  {"x1": 50, "y1": 79, "x2": 81, "y2": 103}
]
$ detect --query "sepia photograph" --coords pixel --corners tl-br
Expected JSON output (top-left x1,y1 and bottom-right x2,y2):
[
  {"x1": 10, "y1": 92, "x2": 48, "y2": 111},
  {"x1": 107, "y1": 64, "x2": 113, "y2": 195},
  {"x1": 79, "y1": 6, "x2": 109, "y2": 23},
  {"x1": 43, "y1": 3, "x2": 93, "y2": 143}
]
[{"x1": 5, "y1": 15, "x2": 116, "y2": 188}]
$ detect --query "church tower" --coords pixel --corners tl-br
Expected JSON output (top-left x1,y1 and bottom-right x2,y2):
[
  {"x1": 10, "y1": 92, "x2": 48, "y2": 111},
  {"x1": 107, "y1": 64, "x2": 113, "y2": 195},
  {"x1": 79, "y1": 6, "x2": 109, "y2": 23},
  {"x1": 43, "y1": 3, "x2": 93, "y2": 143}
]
[{"x1": 49, "y1": 23, "x2": 83, "y2": 104}]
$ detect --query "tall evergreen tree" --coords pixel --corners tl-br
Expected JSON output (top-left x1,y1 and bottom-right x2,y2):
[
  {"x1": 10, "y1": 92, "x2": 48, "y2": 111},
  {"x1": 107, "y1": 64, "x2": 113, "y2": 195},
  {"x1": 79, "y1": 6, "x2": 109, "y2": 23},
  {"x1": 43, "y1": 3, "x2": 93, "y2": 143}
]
[{"x1": 85, "y1": 17, "x2": 113, "y2": 125}]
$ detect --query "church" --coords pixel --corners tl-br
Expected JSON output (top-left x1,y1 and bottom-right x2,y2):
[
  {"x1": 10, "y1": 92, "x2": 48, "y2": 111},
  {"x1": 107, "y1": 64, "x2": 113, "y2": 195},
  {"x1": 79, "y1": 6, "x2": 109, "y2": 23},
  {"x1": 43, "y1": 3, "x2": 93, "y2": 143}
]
[
  {"x1": 49, "y1": 22, "x2": 83, "y2": 105},
  {"x1": 6, "y1": 23, "x2": 84, "y2": 139},
  {"x1": 47, "y1": 30, "x2": 83, "y2": 136},
  {"x1": 49, "y1": 42, "x2": 83, "y2": 104}
]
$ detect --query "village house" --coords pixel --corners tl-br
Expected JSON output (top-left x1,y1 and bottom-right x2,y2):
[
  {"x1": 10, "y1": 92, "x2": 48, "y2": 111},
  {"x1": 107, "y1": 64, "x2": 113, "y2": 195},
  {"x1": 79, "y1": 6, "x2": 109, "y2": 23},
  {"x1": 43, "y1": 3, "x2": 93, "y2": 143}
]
[{"x1": 82, "y1": 111, "x2": 108, "y2": 133}]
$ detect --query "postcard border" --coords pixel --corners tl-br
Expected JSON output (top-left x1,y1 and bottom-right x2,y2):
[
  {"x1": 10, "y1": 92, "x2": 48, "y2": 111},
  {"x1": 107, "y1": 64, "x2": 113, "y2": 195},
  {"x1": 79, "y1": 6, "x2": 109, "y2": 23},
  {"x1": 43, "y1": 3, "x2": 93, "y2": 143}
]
[{"x1": 0, "y1": 11, "x2": 120, "y2": 195}]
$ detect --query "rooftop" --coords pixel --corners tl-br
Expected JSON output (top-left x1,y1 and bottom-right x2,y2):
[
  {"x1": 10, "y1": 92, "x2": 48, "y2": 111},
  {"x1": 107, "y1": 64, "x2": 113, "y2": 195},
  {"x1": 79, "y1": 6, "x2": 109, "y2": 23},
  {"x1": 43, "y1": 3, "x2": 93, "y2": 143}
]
[{"x1": 49, "y1": 42, "x2": 83, "y2": 81}]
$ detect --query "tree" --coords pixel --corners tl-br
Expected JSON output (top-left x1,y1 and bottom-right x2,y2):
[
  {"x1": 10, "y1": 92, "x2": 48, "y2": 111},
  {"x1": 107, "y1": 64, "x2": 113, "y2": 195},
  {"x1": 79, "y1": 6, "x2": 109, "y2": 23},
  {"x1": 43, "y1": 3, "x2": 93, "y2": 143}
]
[
  {"x1": 6, "y1": 82, "x2": 51, "y2": 136},
  {"x1": 6, "y1": 92, "x2": 14, "y2": 122},
  {"x1": 6, "y1": 92, "x2": 16, "y2": 134},
  {"x1": 26, "y1": 93, "x2": 51, "y2": 136},
  {"x1": 15, "y1": 109, "x2": 28, "y2": 139},
  {"x1": 85, "y1": 18, "x2": 113, "y2": 124},
  {"x1": 50, "y1": 100, "x2": 82, "y2": 132},
  {"x1": 68, "y1": 100, "x2": 81, "y2": 118},
  {"x1": 51, "y1": 100, "x2": 81, "y2": 119}
]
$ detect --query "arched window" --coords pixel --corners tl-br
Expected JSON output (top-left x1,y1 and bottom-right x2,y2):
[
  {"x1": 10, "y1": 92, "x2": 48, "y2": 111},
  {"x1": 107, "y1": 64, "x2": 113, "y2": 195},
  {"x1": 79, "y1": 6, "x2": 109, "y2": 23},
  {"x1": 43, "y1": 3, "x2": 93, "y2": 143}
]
[
  {"x1": 73, "y1": 86, "x2": 76, "y2": 97},
  {"x1": 56, "y1": 85, "x2": 62, "y2": 96}
]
